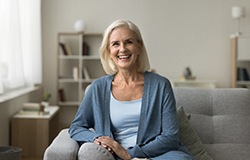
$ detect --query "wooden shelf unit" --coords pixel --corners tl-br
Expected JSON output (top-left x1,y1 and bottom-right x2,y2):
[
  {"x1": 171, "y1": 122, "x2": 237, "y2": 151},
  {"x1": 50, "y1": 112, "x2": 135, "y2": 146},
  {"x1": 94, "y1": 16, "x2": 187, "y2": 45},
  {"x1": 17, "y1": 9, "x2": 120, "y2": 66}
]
[
  {"x1": 57, "y1": 32, "x2": 105, "y2": 106},
  {"x1": 231, "y1": 35, "x2": 250, "y2": 88}
]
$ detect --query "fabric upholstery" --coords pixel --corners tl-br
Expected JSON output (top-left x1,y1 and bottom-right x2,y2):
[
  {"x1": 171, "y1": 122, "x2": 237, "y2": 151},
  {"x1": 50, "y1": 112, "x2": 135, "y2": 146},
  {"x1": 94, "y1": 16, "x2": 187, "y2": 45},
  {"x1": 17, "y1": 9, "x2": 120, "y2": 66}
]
[
  {"x1": 188, "y1": 114, "x2": 213, "y2": 144},
  {"x1": 205, "y1": 144, "x2": 250, "y2": 160},
  {"x1": 43, "y1": 129, "x2": 78, "y2": 160},
  {"x1": 213, "y1": 115, "x2": 250, "y2": 143},
  {"x1": 174, "y1": 88, "x2": 250, "y2": 160},
  {"x1": 178, "y1": 106, "x2": 212, "y2": 160},
  {"x1": 44, "y1": 88, "x2": 250, "y2": 160}
]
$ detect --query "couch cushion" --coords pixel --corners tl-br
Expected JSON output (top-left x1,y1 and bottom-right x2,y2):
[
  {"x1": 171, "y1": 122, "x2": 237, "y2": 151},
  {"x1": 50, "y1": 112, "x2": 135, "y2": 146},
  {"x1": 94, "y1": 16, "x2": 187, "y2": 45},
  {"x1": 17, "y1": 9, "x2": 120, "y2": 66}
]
[
  {"x1": 177, "y1": 107, "x2": 212, "y2": 160},
  {"x1": 188, "y1": 114, "x2": 213, "y2": 144},
  {"x1": 212, "y1": 89, "x2": 250, "y2": 115},
  {"x1": 213, "y1": 115, "x2": 250, "y2": 143},
  {"x1": 174, "y1": 88, "x2": 250, "y2": 160},
  {"x1": 205, "y1": 144, "x2": 250, "y2": 160},
  {"x1": 174, "y1": 88, "x2": 213, "y2": 116}
]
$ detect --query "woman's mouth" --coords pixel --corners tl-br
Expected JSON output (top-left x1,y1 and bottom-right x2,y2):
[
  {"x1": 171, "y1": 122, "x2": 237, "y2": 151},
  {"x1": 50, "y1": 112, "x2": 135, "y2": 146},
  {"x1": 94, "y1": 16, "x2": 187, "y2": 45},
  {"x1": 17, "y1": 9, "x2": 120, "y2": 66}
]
[{"x1": 117, "y1": 55, "x2": 131, "y2": 59}]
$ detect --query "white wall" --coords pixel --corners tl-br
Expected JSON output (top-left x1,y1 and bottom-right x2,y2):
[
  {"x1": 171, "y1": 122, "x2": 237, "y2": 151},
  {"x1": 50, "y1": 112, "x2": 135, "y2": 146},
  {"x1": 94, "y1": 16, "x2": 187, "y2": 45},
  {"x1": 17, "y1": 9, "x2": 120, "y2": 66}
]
[{"x1": 42, "y1": 0, "x2": 250, "y2": 103}]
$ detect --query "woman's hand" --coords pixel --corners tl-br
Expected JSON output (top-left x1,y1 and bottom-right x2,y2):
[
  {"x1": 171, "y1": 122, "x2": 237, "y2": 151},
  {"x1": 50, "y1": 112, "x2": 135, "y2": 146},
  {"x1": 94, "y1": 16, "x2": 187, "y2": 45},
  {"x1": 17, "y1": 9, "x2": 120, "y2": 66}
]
[{"x1": 94, "y1": 136, "x2": 131, "y2": 160}]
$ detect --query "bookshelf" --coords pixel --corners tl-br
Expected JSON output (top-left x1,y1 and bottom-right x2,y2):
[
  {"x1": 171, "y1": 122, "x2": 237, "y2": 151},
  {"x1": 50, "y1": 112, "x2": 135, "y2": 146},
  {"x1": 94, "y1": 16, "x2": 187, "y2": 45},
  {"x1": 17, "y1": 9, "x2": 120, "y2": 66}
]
[
  {"x1": 57, "y1": 32, "x2": 105, "y2": 106},
  {"x1": 231, "y1": 35, "x2": 250, "y2": 88}
]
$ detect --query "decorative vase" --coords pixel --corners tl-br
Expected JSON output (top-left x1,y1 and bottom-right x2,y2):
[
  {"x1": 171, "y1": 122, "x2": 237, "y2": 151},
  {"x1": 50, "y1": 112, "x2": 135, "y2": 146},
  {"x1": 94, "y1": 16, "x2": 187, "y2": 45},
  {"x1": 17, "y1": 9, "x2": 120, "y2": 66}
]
[
  {"x1": 41, "y1": 101, "x2": 49, "y2": 108},
  {"x1": 74, "y1": 20, "x2": 86, "y2": 32}
]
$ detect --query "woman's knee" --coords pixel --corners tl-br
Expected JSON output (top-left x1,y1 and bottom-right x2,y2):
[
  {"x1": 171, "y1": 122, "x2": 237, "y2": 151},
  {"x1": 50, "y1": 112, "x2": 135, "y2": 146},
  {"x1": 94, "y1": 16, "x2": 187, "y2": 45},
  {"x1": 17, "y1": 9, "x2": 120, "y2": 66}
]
[
  {"x1": 152, "y1": 150, "x2": 192, "y2": 160},
  {"x1": 78, "y1": 142, "x2": 115, "y2": 160}
]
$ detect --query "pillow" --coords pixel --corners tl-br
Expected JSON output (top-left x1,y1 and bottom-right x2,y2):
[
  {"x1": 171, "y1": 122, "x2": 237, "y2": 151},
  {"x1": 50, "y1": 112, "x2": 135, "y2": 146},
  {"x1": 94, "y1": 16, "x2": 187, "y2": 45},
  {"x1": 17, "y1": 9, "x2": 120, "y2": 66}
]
[{"x1": 177, "y1": 106, "x2": 213, "y2": 160}]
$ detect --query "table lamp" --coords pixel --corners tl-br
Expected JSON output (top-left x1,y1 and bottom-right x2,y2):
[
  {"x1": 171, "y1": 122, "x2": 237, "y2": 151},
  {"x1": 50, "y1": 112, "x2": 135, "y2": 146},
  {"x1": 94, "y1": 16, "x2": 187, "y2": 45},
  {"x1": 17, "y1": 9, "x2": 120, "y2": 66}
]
[{"x1": 232, "y1": 6, "x2": 245, "y2": 36}]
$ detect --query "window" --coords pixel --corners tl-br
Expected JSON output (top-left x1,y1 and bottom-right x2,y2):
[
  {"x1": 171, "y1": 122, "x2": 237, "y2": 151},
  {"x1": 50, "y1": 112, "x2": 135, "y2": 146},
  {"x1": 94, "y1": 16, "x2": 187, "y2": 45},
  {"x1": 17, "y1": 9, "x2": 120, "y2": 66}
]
[{"x1": 0, "y1": 0, "x2": 41, "y2": 94}]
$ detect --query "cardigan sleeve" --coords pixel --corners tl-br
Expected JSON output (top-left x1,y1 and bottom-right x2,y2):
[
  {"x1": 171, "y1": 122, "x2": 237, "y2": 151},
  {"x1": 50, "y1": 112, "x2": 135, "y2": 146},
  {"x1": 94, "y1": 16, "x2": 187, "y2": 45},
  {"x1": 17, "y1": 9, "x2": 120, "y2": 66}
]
[
  {"x1": 68, "y1": 84, "x2": 103, "y2": 144},
  {"x1": 68, "y1": 75, "x2": 114, "y2": 144},
  {"x1": 128, "y1": 74, "x2": 181, "y2": 158}
]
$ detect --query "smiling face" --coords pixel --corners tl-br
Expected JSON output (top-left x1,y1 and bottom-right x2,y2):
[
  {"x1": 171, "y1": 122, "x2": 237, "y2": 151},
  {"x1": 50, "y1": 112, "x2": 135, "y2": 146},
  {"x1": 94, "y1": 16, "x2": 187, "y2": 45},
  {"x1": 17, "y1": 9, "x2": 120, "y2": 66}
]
[{"x1": 108, "y1": 27, "x2": 141, "y2": 72}]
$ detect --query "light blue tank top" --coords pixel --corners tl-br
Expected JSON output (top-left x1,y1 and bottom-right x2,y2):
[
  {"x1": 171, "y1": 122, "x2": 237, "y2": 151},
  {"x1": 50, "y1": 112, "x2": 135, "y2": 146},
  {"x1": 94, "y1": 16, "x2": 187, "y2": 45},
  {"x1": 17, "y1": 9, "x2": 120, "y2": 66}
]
[{"x1": 110, "y1": 93, "x2": 142, "y2": 149}]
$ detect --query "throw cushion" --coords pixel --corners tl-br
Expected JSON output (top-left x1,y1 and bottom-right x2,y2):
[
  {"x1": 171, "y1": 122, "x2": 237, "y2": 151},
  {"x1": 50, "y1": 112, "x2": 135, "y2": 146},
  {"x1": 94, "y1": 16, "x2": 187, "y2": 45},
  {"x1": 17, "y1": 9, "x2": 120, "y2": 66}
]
[{"x1": 177, "y1": 106, "x2": 213, "y2": 160}]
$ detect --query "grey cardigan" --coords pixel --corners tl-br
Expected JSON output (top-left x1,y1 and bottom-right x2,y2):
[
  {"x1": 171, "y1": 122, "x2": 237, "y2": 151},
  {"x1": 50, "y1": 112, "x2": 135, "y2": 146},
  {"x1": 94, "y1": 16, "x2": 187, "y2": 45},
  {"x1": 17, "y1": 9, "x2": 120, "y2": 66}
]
[{"x1": 68, "y1": 71, "x2": 186, "y2": 158}]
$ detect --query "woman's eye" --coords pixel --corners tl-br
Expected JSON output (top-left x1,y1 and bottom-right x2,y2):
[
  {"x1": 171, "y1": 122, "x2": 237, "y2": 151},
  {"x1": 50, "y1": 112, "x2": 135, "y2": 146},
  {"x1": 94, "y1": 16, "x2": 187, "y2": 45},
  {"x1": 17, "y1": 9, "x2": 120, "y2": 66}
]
[
  {"x1": 110, "y1": 42, "x2": 119, "y2": 47},
  {"x1": 125, "y1": 40, "x2": 133, "y2": 45},
  {"x1": 112, "y1": 42, "x2": 119, "y2": 46}
]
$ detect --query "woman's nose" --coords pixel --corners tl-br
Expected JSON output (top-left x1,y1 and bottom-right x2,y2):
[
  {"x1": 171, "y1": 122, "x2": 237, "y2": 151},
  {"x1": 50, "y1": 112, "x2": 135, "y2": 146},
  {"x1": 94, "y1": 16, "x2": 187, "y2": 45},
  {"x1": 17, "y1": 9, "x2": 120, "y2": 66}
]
[{"x1": 119, "y1": 43, "x2": 126, "y2": 52}]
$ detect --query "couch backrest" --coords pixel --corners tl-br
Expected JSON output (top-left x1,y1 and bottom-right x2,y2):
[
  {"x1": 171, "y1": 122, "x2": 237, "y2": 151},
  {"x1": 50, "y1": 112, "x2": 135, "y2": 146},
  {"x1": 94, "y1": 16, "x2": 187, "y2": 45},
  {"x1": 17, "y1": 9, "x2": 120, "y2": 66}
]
[{"x1": 173, "y1": 88, "x2": 250, "y2": 144}]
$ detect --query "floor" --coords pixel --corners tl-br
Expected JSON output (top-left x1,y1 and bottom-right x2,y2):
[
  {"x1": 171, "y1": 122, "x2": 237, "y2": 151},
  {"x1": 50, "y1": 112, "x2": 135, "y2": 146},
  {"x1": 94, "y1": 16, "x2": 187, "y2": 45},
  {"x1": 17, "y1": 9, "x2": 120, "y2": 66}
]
[{"x1": 23, "y1": 157, "x2": 42, "y2": 160}]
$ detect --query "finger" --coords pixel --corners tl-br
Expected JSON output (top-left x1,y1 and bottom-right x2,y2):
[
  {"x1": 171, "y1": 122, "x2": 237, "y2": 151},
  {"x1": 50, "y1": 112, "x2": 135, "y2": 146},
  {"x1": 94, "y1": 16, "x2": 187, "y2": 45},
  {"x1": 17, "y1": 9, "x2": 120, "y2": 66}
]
[
  {"x1": 102, "y1": 144, "x2": 107, "y2": 148},
  {"x1": 94, "y1": 139, "x2": 102, "y2": 145},
  {"x1": 98, "y1": 136, "x2": 111, "y2": 140},
  {"x1": 94, "y1": 141, "x2": 101, "y2": 145},
  {"x1": 105, "y1": 146, "x2": 114, "y2": 154}
]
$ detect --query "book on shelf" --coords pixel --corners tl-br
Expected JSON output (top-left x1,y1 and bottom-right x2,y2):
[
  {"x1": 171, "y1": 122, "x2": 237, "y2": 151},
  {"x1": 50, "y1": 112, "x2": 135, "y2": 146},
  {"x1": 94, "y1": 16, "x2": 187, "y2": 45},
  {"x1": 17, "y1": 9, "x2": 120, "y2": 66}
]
[
  {"x1": 82, "y1": 67, "x2": 90, "y2": 80},
  {"x1": 237, "y1": 67, "x2": 250, "y2": 81},
  {"x1": 58, "y1": 88, "x2": 66, "y2": 102},
  {"x1": 59, "y1": 42, "x2": 68, "y2": 55},
  {"x1": 82, "y1": 42, "x2": 90, "y2": 55},
  {"x1": 22, "y1": 103, "x2": 42, "y2": 111},
  {"x1": 59, "y1": 42, "x2": 73, "y2": 55},
  {"x1": 65, "y1": 43, "x2": 73, "y2": 55}
]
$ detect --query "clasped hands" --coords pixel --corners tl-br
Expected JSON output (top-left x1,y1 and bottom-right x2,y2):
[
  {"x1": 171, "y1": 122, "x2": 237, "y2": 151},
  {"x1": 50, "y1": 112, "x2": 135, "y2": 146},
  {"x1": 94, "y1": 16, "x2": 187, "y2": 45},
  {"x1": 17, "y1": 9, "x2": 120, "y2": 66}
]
[{"x1": 94, "y1": 136, "x2": 131, "y2": 160}]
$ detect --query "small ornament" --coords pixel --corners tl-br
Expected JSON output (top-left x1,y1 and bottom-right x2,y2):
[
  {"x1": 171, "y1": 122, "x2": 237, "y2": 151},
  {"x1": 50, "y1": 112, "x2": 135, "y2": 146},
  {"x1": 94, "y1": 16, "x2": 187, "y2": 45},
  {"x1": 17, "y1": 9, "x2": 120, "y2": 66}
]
[
  {"x1": 74, "y1": 20, "x2": 86, "y2": 32},
  {"x1": 183, "y1": 67, "x2": 196, "y2": 80}
]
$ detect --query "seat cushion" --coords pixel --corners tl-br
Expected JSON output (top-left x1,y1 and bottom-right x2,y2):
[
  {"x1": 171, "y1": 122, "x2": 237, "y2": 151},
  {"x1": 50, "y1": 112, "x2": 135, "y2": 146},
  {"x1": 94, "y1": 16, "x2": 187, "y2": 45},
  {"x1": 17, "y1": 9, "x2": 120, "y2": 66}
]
[
  {"x1": 213, "y1": 115, "x2": 250, "y2": 144},
  {"x1": 205, "y1": 144, "x2": 250, "y2": 160}
]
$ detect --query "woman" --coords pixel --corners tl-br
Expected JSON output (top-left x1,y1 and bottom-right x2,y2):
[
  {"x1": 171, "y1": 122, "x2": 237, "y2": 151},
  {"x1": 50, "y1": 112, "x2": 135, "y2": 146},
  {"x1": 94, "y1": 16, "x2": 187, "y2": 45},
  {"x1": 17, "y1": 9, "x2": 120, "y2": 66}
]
[{"x1": 69, "y1": 19, "x2": 192, "y2": 160}]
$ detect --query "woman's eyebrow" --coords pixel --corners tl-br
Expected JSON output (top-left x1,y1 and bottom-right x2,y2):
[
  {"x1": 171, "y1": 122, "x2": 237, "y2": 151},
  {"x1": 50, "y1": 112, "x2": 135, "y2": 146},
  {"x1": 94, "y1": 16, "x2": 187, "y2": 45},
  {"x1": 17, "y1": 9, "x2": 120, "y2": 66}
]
[{"x1": 110, "y1": 40, "x2": 118, "y2": 44}]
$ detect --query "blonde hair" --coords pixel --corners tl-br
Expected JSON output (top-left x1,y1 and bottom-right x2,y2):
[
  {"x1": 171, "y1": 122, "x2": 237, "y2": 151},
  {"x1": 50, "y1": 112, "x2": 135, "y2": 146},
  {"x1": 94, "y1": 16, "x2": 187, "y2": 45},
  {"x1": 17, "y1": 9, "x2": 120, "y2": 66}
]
[{"x1": 99, "y1": 19, "x2": 150, "y2": 74}]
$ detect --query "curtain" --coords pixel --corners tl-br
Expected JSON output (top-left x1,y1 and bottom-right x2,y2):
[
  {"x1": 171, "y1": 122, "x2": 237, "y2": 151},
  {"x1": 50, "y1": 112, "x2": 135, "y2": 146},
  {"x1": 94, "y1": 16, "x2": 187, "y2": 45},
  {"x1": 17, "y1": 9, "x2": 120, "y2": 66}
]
[{"x1": 0, "y1": 0, "x2": 41, "y2": 94}]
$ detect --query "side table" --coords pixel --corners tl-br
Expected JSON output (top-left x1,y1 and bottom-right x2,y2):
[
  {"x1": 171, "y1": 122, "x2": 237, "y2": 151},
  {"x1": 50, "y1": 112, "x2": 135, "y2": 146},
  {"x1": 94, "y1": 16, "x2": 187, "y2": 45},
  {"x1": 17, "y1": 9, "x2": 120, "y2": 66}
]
[{"x1": 11, "y1": 106, "x2": 59, "y2": 159}]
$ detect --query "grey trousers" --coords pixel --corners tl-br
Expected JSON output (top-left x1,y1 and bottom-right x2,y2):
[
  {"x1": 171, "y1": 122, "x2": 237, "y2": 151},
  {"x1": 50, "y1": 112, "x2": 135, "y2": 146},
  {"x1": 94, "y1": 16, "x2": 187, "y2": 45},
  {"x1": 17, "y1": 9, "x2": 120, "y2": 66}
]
[
  {"x1": 78, "y1": 142, "x2": 115, "y2": 160},
  {"x1": 78, "y1": 143, "x2": 191, "y2": 160},
  {"x1": 78, "y1": 143, "x2": 148, "y2": 160}
]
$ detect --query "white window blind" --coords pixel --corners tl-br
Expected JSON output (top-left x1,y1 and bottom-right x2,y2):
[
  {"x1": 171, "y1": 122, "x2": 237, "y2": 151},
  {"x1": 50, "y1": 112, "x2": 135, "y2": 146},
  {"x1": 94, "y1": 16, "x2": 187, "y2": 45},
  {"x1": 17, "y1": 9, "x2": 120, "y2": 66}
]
[{"x1": 0, "y1": 0, "x2": 41, "y2": 94}]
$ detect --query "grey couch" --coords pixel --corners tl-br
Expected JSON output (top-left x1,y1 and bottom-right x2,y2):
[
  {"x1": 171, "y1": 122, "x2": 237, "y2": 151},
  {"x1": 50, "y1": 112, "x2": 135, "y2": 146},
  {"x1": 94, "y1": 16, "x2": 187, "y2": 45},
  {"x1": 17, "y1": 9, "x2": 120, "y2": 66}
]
[{"x1": 44, "y1": 88, "x2": 250, "y2": 160}]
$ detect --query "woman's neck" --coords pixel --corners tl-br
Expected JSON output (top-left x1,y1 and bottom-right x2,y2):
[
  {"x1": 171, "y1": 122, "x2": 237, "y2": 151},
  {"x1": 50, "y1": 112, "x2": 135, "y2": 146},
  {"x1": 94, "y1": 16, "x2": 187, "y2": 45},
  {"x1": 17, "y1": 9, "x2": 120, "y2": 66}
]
[
  {"x1": 114, "y1": 70, "x2": 144, "y2": 85},
  {"x1": 112, "y1": 71, "x2": 144, "y2": 101}
]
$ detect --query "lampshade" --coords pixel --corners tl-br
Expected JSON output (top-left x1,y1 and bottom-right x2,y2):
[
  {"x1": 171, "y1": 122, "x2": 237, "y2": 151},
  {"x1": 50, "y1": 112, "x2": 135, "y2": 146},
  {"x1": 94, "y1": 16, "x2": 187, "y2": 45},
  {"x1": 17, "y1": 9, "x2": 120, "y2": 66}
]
[{"x1": 232, "y1": 6, "x2": 244, "y2": 19}]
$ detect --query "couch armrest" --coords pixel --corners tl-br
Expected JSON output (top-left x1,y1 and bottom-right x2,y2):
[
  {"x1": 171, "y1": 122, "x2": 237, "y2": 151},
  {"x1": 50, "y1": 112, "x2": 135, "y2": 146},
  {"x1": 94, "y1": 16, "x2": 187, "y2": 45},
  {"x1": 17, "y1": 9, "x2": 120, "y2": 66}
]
[{"x1": 43, "y1": 129, "x2": 79, "y2": 160}]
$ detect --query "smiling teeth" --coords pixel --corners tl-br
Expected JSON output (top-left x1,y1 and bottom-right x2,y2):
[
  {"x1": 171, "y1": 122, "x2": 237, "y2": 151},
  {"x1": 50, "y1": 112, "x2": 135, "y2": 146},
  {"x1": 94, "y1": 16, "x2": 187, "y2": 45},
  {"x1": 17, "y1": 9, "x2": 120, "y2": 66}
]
[{"x1": 118, "y1": 55, "x2": 130, "y2": 59}]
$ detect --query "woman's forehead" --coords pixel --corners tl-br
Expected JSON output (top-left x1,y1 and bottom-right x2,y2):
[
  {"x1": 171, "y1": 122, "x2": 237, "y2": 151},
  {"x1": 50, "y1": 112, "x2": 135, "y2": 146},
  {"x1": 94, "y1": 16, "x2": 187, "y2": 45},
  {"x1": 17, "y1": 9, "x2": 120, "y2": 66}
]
[{"x1": 110, "y1": 27, "x2": 136, "y2": 40}]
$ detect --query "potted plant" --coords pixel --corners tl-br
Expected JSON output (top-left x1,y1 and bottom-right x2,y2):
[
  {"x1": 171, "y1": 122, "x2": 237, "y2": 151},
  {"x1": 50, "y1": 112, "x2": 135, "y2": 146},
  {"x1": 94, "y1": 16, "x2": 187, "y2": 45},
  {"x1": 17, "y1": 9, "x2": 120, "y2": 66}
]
[{"x1": 41, "y1": 92, "x2": 51, "y2": 108}]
